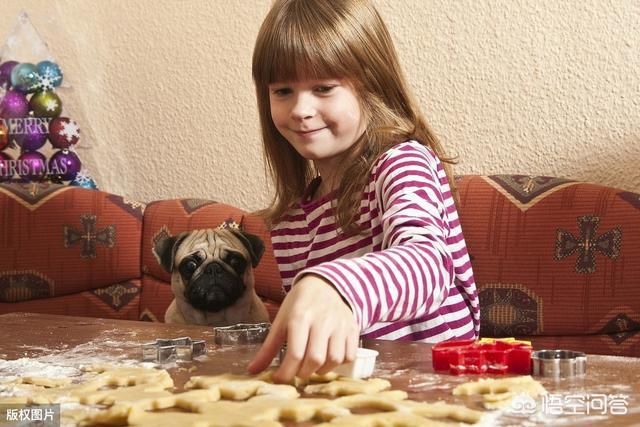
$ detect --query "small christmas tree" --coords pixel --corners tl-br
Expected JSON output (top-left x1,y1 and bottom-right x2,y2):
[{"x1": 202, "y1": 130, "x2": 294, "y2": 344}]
[{"x1": 0, "y1": 11, "x2": 98, "y2": 189}]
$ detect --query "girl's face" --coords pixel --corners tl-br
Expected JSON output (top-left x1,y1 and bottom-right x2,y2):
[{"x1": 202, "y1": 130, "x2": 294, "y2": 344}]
[{"x1": 268, "y1": 78, "x2": 366, "y2": 175}]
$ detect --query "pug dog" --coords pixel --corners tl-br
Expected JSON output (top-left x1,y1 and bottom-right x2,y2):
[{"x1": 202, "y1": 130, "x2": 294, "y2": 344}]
[{"x1": 153, "y1": 226, "x2": 270, "y2": 326}]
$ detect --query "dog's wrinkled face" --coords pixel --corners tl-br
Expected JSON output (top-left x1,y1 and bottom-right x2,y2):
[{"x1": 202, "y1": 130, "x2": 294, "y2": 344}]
[{"x1": 153, "y1": 228, "x2": 264, "y2": 313}]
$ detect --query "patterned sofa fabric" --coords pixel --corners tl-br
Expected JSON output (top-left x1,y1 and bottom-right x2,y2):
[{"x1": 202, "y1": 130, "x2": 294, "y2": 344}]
[
  {"x1": 0, "y1": 280, "x2": 142, "y2": 320},
  {"x1": 457, "y1": 175, "x2": 640, "y2": 356},
  {"x1": 0, "y1": 182, "x2": 144, "y2": 318}
]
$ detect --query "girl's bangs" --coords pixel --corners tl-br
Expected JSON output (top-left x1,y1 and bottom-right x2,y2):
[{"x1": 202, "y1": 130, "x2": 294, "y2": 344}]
[{"x1": 254, "y1": 12, "x2": 354, "y2": 85}]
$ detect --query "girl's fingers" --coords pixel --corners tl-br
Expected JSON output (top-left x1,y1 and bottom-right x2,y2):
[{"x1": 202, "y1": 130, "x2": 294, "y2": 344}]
[
  {"x1": 247, "y1": 318, "x2": 286, "y2": 374},
  {"x1": 345, "y1": 327, "x2": 359, "y2": 363},
  {"x1": 316, "y1": 331, "x2": 346, "y2": 375},
  {"x1": 296, "y1": 325, "x2": 331, "y2": 379},
  {"x1": 272, "y1": 320, "x2": 308, "y2": 383}
]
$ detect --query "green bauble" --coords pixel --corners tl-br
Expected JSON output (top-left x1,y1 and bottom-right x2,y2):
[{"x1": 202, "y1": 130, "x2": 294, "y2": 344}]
[{"x1": 29, "y1": 91, "x2": 63, "y2": 118}]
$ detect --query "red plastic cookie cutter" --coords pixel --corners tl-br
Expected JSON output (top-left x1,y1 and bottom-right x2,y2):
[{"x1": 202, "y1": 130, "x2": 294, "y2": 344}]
[{"x1": 432, "y1": 337, "x2": 532, "y2": 375}]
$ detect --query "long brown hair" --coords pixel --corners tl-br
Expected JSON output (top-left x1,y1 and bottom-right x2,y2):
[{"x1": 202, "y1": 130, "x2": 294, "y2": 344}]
[{"x1": 253, "y1": 0, "x2": 457, "y2": 233}]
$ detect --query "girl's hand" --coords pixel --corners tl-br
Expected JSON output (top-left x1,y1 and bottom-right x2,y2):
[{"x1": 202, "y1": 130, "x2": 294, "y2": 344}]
[{"x1": 247, "y1": 274, "x2": 360, "y2": 383}]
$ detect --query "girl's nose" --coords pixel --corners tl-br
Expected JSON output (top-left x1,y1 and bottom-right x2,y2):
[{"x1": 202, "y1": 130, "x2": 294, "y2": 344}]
[{"x1": 290, "y1": 93, "x2": 316, "y2": 120}]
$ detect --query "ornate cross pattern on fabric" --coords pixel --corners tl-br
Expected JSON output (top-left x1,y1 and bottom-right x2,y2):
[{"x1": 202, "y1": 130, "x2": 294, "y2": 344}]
[
  {"x1": 483, "y1": 175, "x2": 576, "y2": 211},
  {"x1": 91, "y1": 282, "x2": 139, "y2": 311},
  {"x1": 64, "y1": 214, "x2": 116, "y2": 258},
  {"x1": 555, "y1": 216, "x2": 621, "y2": 274}
]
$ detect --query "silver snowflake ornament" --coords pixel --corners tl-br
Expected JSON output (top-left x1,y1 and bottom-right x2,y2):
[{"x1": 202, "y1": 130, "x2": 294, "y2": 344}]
[{"x1": 59, "y1": 120, "x2": 80, "y2": 143}]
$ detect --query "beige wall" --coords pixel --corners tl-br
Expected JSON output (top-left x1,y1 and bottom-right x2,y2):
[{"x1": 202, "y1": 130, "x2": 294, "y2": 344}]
[{"x1": 1, "y1": 1, "x2": 638, "y2": 212}]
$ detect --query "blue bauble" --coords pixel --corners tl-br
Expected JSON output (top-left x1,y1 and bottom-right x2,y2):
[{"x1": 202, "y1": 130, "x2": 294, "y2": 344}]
[
  {"x1": 10, "y1": 63, "x2": 39, "y2": 93},
  {"x1": 36, "y1": 60, "x2": 63, "y2": 89}
]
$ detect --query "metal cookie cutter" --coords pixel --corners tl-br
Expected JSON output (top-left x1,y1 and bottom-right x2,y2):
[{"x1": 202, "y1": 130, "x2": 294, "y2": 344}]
[
  {"x1": 213, "y1": 322, "x2": 271, "y2": 345},
  {"x1": 142, "y1": 337, "x2": 206, "y2": 363},
  {"x1": 532, "y1": 349, "x2": 587, "y2": 378}
]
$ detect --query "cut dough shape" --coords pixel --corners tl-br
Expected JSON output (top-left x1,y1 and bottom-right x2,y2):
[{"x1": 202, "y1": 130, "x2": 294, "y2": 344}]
[
  {"x1": 1, "y1": 362, "x2": 487, "y2": 427},
  {"x1": 304, "y1": 377, "x2": 391, "y2": 396},
  {"x1": 185, "y1": 373, "x2": 298, "y2": 400},
  {"x1": 315, "y1": 411, "x2": 454, "y2": 426},
  {"x1": 333, "y1": 390, "x2": 408, "y2": 410},
  {"x1": 22, "y1": 377, "x2": 72, "y2": 387},
  {"x1": 80, "y1": 383, "x2": 172, "y2": 405},
  {"x1": 1, "y1": 364, "x2": 174, "y2": 405},
  {"x1": 90, "y1": 388, "x2": 221, "y2": 426},
  {"x1": 81, "y1": 364, "x2": 174, "y2": 389},
  {"x1": 0, "y1": 383, "x2": 46, "y2": 404},
  {"x1": 395, "y1": 400, "x2": 484, "y2": 424},
  {"x1": 452, "y1": 375, "x2": 546, "y2": 409},
  {"x1": 326, "y1": 393, "x2": 483, "y2": 424}
]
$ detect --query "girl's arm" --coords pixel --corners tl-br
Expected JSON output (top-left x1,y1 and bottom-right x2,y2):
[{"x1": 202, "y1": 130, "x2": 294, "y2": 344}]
[{"x1": 301, "y1": 143, "x2": 457, "y2": 332}]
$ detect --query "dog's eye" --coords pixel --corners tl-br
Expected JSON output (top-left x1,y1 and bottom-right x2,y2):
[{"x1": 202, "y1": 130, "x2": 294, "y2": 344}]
[
  {"x1": 179, "y1": 259, "x2": 198, "y2": 278},
  {"x1": 228, "y1": 254, "x2": 247, "y2": 272}
]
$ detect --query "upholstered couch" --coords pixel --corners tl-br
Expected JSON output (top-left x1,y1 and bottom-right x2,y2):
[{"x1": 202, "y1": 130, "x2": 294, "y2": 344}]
[{"x1": 0, "y1": 175, "x2": 638, "y2": 357}]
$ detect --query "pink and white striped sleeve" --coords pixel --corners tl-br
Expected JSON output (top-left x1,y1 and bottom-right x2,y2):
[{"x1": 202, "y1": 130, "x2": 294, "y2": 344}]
[{"x1": 297, "y1": 144, "x2": 456, "y2": 331}]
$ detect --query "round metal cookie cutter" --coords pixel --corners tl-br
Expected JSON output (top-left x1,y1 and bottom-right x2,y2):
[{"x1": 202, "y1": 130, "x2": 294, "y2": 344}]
[{"x1": 532, "y1": 349, "x2": 587, "y2": 378}]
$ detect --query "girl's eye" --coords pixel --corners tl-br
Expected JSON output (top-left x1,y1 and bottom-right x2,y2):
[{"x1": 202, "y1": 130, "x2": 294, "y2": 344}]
[
  {"x1": 315, "y1": 85, "x2": 336, "y2": 94},
  {"x1": 271, "y1": 88, "x2": 291, "y2": 96}
]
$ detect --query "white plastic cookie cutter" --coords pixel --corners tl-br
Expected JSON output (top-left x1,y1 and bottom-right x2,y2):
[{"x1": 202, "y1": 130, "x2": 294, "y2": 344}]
[
  {"x1": 333, "y1": 348, "x2": 379, "y2": 379},
  {"x1": 278, "y1": 345, "x2": 379, "y2": 379}
]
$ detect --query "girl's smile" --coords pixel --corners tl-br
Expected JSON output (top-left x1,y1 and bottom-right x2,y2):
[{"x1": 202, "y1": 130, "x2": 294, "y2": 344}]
[{"x1": 294, "y1": 126, "x2": 328, "y2": 138}]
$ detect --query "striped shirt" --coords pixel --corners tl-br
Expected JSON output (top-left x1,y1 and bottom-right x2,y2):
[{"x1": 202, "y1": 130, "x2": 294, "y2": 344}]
[{"x1": 271, "y1": 141, "x2": 480, "y2": 342}]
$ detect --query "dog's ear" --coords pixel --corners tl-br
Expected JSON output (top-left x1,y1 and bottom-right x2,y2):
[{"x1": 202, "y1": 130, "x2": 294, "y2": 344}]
[
  {"x1": 152, "y1": 232, "x2": 189, "y2": 273},
  {"x1": 230, "y1": 229, "x2": 265, "y2": 268}
]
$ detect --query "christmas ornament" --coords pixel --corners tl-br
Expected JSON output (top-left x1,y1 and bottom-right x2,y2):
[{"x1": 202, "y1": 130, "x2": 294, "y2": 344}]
[
  {"x1": 17, "y1": 150, "x2": 46, "y2": 181},
  {"x1": 48, "y1": 117, "x2": 80, "y2": 148},
  {"x1": 10, "y1": 62, "x2": 39, "y2": 93},
  {"x1": 0, "y1": 12, "x2": 99, "y2": 188},
  {"x1": 14, "y1": 122, "x2": 48, "y2": 151},
  {"x1": 0, "y1": 90, "x2": 29, "y2": 118},
  {"x1": 29, "y1": 90, "x2": 62, "y2": 118},
  {"x1": 36, "y1": 60, "x2": 63, "y2": 91},
  {"x1": 0, "y1": 61, "x2": 18, "y2": 88},
  {"x1": 0, "y1": 121, "x2": 9, "y2": 150},
  {"x1": 48, "y1": 149, "x2": 81, "y2": 181},
  {"x1": 70, "y1": 169, "x2": 98, "y2": 189},
  {"x1": 0, "y1": 151, "x2": 13, "y2": 181}
]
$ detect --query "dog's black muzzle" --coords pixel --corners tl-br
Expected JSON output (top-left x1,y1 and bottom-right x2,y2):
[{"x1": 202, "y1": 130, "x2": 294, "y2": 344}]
[{"x1": 184, "y1": 261, "x2": 246, "y2": 312}]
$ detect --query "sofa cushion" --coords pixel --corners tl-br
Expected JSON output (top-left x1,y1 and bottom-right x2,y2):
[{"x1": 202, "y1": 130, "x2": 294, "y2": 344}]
[
  {"x1": 0, "y1": 182, "x2": 143, "y2": 299},
  {"x1": 457, "y1": 175, "x2": 640, "y2": 348},
  {"x1": 139, "y1": 274, "x2": 175, "y2": 322},
  {"x1": 0, "y1": 279, "x2": 141, "y2": 320}
]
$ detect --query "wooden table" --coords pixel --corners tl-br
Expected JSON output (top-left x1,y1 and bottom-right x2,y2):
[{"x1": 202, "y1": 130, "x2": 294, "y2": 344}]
[{"x1": 1, "y1": 312, "x2": 639, "y2": 426}]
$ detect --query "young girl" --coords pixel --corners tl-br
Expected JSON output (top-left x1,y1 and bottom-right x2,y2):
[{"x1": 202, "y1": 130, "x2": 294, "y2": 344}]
[{"x1": 247, "y1": 0, "x2": 480, "y2": 383}]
